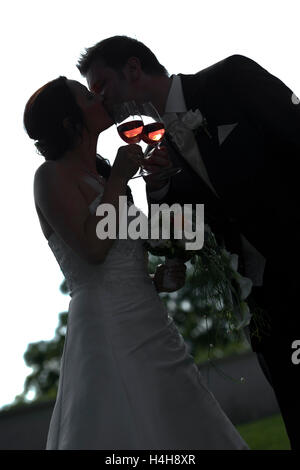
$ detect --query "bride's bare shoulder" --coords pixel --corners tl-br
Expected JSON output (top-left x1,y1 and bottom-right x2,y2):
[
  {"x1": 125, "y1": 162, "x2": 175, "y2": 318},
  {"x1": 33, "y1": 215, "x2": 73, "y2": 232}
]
[
  {"x1": 34, "y1": 161, "x2": 73, "y2": 191},
  {"x1": 34, "y1": 160, "x2": 64, "y2": 180},
  {"x1": 34, "y1": 161, "x2": 71, "y2": 205}
]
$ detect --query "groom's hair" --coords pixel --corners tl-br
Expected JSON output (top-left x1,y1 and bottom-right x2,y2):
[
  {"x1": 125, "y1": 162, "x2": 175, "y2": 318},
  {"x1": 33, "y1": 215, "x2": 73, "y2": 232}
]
[{"x1": 77, "y1": 35, "x2": 168, "y2": 76}]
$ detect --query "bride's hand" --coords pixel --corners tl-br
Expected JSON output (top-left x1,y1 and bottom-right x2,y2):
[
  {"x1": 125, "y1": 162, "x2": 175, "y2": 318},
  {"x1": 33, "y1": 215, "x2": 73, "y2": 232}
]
[
  {"x1": 111, "y1": 144, "x2": 143, "y2": 181},
  {"x1": 153, "y1": 261, "x2": 187, "y2": 293}
]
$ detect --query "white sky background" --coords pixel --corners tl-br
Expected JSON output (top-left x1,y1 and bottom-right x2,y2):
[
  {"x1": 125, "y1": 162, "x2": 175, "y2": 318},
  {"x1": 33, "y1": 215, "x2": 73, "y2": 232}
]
[{"x1": 0, "y1": 0, "x2": 299, "y2": 409}]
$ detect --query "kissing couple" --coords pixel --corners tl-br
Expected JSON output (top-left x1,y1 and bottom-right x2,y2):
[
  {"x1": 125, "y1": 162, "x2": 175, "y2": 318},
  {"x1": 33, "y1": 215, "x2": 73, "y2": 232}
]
[{"x1": 24, "y1": 35, "x2": 300, "y2": 450}]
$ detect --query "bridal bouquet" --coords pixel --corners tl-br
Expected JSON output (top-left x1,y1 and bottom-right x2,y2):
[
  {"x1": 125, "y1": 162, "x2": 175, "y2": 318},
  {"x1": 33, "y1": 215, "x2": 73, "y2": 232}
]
[{"x1": 143, "y1": 206, "x2": 253, "y2": 334}]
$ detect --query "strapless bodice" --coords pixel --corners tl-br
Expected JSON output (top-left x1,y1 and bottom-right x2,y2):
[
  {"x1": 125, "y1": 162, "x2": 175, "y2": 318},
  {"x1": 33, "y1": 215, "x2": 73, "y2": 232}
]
[{"x1": 47, "y1": 175, "x2": 149, "y2": 296}]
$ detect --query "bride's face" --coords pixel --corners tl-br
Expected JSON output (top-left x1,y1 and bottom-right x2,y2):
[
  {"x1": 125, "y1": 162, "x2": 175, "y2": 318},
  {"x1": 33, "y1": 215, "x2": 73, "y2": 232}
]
[{"x1": 67, "y1": 80, "x2": 113, "y2": 133}]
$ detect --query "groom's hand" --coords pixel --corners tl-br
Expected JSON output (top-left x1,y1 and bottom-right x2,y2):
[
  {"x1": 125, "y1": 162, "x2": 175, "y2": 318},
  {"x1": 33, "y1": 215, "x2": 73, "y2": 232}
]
[
  {"x1": 143, "y1": 146, "x2": 172, "y2": 191},
  {"x1": 153, "y1": 262, "x2": 187, "y2": 293}
]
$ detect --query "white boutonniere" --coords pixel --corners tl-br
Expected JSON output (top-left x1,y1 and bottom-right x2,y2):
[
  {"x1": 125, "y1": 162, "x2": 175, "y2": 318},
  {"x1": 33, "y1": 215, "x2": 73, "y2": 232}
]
[
  {"x1": 181, "y1": 109, "x2": 212, "y2": 139},
  {"x1": 163, "y1": 109, "x2": 212, "y2": 155}
]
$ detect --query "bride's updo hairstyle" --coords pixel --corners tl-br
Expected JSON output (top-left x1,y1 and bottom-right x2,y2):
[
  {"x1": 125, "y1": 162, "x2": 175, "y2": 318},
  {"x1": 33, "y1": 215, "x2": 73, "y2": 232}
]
[
  {"x1": 24, "y1": 76, "x2": 86, "y2": 161},
  {"x1": 24, "y1": 77, "x2": 132, "y2": 197}
]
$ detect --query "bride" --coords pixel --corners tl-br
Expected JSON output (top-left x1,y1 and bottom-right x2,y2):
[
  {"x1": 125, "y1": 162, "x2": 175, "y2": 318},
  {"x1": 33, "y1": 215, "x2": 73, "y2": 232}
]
[{"x1": 24, "y1": 76, "x2": 249, "y2": 450}]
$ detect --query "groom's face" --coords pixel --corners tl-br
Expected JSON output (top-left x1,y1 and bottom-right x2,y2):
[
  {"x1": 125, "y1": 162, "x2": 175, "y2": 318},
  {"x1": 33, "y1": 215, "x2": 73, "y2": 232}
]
[{"x1": 86, "y1": 59, "x2": 135, "y2": 117}]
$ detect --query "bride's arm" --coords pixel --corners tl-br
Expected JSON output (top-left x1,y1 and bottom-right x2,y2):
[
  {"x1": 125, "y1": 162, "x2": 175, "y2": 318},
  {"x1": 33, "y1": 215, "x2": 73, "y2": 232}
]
[{"x1": 34, "y1": 145, "x2": 142, "y2": 264}]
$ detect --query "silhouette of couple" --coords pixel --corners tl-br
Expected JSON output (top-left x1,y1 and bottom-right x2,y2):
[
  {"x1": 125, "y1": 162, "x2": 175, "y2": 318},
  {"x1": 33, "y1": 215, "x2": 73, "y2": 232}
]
[{"x1": 24, "y1": 36, "x2": 300, "y2": 449}]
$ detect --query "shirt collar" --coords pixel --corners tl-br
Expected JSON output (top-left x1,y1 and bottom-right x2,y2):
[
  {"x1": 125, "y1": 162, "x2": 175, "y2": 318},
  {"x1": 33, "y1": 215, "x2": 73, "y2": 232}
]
[{"x1": 164, "y1": 74, "x2": 187, "y2": 114}]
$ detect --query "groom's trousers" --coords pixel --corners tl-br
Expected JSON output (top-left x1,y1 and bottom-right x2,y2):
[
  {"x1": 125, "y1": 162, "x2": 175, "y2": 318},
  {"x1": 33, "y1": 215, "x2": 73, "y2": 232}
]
[
  {"x1": 255, "y1": 340, "x2": 299, "y2": 450},
  {"x1": 249, "y1": 272, "x2": 300, "y2": 450}
]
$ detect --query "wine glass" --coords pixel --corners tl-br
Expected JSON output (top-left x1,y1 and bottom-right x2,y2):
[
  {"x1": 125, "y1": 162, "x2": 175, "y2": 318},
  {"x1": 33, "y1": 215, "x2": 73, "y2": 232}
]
[
  {"x1": 113, "y1": 101, "x2": 144, "y2": 145},
  {"x1": 133, "y1": 102, "x2": 182, "y2": 179},
  {"x1": 113, "y1": 101, "x2": 145, "y2": 179}
]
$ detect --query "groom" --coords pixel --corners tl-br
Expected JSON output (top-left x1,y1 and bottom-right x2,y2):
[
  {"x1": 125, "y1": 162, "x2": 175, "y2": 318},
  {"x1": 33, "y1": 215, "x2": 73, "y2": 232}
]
[{"x1": 77, "y1": 36, "x2": 300, "y2": 449}]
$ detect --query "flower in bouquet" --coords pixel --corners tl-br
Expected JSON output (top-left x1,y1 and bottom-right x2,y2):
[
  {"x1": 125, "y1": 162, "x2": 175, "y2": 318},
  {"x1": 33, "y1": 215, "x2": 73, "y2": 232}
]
[
  {"x1": 144, "y1": 206, "x2": 254, "y2": 335},
  {"x1": 144, "y1": 204, "x2": 200, "y2": 290},
  {"x1": 144, "y1": 204, "x2": 203, "y2": 261},
  {"x1": 189, "y1": 225, "x2": 253, "y2": 333}
]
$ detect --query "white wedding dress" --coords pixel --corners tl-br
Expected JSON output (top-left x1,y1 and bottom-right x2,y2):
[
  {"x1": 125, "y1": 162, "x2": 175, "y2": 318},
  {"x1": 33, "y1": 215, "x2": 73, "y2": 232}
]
[{"x1": 45, "y1": 174, "x2": 248, "y2": 450}]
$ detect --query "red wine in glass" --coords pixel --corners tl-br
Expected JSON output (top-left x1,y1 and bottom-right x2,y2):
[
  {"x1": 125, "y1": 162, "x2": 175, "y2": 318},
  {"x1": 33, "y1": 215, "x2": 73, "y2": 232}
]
[
  {"x1": 112, "y1": 101, "x2": 145, "y2": 179},
  {"x1": 117, "y1": 120, "x2": 144, "y2": 144},
  {"x1": 130, "y1": 101, "x2": 182, "y2": 179},
  {"x1": 141, "y1": 122, "x2": 165, "y2": 145}
]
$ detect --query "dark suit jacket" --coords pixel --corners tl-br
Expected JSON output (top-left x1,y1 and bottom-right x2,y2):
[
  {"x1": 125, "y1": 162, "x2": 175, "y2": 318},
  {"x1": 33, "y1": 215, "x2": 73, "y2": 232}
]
[{"x1": 147, "y1": 55, "x2": 300, "y2": 344}]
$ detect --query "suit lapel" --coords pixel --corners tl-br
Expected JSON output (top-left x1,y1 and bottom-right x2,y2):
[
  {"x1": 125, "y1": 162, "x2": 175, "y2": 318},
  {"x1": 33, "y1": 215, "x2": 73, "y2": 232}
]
[
  {"x1": 162, "y1": 71, "x2": 247, "y2": 271},
  {"x1": 164, "y1": 130, "x2": 244, "y2": 268},
  {"x1": 164, "y1": 130, "x2": 220, "y2": 203},
  {"x1": 173, "y1": 73, "x2": 223, "y2": 194},
  {"x1": 179, "y1": 73, "x2": 235, "y2": 197}
]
